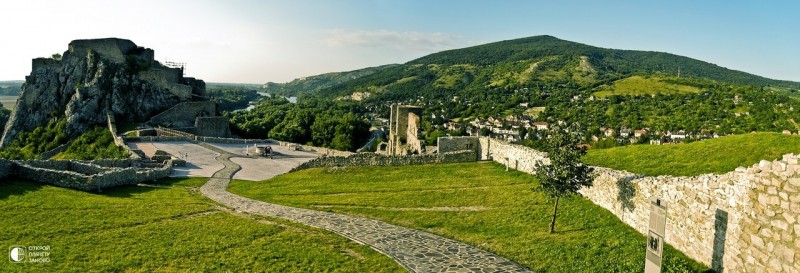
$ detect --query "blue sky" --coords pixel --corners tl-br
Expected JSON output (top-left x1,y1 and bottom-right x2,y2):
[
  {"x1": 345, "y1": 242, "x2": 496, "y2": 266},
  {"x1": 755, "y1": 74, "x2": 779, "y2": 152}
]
[{"x1": 0, "y1": 0, "x2": 797, "y2": 83}]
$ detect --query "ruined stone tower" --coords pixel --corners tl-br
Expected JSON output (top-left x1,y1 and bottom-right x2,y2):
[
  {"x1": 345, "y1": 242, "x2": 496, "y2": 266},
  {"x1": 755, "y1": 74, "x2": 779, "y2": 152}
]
[{"x1": 387, "y1": 104, "x2": 423, "y2": 155}]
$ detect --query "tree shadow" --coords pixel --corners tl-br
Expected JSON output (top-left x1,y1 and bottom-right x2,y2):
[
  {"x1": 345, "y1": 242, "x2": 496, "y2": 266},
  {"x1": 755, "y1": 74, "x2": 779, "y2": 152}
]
[
  {"x1": 712, "y1": 209, "x2": 728, "y2": 273},
  {"x1": 0, "y1": 179, "x2": 45, "y2": 199},
  {"x1": 91, "y1": 177, "x2": 190, "y2": 198},
  {"x1": 616, "y1": 175, "x2": 637, "y2": 212}
]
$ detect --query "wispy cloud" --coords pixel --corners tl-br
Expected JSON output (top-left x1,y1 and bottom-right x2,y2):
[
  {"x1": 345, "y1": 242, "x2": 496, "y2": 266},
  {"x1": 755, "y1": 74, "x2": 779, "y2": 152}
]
[{"x1": 324, "y1": 29, "x2": 464, "y2": 51}]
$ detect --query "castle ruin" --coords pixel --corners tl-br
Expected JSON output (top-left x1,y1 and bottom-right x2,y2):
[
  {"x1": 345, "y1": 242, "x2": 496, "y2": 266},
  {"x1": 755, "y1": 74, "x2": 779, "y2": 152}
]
[{"x1": 387, "y1": 104, "x2": 423, "y2": 155}]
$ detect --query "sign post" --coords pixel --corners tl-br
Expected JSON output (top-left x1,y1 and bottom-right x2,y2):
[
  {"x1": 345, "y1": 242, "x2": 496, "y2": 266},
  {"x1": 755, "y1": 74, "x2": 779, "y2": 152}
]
[{"x1": 645, "y1": 198, "x2": 667, "y2": 273}]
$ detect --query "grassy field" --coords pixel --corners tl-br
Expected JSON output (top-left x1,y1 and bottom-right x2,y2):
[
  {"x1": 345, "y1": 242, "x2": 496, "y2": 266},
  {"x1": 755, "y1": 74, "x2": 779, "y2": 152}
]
[
  {"x1": 0, "y1": 95, "x2": 18, "y2": 110},
  {"x1": 584, "y1": 132, "x2": 800, "y2": 176},
  {"x1": 593, "y1": 76, "x2": 701, "y2": 97},
  {"x1": 0, "y1": 177, "x2": 403, "y2": 272},
  {"x1": 229, "y1": 162, "x2": 710, "y2": 272}
]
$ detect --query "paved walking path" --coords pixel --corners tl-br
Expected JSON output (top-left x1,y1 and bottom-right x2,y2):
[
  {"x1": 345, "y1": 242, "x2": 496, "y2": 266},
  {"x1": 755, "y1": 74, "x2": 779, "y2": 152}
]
[{"x1": 198, "y1": 145, "x2": 531, "y2": 273}]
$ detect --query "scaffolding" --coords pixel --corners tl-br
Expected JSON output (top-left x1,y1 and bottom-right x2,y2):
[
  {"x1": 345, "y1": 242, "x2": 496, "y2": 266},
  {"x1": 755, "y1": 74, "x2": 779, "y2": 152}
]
[{"x1": 163, "y1": 60, "x2": 186, "y2": 75}]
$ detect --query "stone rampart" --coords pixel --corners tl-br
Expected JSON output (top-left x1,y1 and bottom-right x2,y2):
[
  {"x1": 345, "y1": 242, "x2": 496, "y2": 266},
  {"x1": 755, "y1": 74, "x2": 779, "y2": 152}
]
[
  {"x1": 106, "y1": 112, "x2": 141, "y2": 160},
  {"x1": 478, "y1": 137, "x2": 550, "y2": 172},
  {"x1": 195, "y1": 117, "x2": 232, "y2": 138},
  {"x1": 292, "y1": 150, "x2": 476, "y2": 172},
  {"x1": 437, "y1": 136, "x2": 480, "y2": 158},
  {"x1": 125, "y1": 136, "x2": 191, "y2": 142},
  {"x1": 479, "y1": 136, "x2": 799, "y2": 272}
]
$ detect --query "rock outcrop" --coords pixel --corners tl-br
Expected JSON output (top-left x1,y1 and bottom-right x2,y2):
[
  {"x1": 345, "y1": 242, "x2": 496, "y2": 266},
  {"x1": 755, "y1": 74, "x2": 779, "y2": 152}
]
[{"x1": 0, "y1": 38, "x2": 205, "y2": 148}]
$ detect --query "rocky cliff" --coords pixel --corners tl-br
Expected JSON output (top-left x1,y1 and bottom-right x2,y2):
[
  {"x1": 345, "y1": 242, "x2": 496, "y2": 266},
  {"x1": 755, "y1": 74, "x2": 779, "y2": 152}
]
[{"x1": 0, "y1": 38, "x2": 205, "y2": 148}]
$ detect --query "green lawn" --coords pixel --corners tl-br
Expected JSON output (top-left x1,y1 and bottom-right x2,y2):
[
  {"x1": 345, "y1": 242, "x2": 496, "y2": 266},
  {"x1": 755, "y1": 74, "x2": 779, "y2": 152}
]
[
  {"x1": 0, "y1": 178, "x2": 403, "y2": 272},
  {"x1": 593, "y1": 76, "x2": 701, "y2": 97},
  {"x1": 584, "y1": 132, "x2": 800, "y2": 176},
  {"x1": 229, "y1": 162, "x2": 710, "y2": 272}
]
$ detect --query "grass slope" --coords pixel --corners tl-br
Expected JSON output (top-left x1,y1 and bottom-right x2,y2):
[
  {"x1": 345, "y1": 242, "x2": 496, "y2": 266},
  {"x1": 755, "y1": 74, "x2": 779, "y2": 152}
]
[
  {"x1": 0, "y1": 178, "x2": 403, "y2": 272},
  {"x1": 584, "y1": 132, "x2": 800, "y2": 176},
  {"x1": 593, "y1": 76, "x2": 701, "y2": 97},
  {"x1": 229, "y1": 162, "x2": 710, "y2": 272}
]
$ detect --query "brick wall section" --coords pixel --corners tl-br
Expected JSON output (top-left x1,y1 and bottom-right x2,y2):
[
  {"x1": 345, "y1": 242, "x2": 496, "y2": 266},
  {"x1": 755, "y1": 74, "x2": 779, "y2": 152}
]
[
  {"x1": 479, "y1": 136, "x2": 799, "y2": 273},
  {"x1": 291, "y1": 150, "x2": 476, "y2": 172}
]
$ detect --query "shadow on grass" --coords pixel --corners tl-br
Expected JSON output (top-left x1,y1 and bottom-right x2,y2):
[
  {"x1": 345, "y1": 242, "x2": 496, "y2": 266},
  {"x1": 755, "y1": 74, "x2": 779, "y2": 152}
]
[
  {"x1": 93, "y1": 177, "x2": 195, "y2": 198},
  {"x1": 1, "y1": 177, "x2": 195, "y2": 199},
  {"x1": 553, "y1": 223, "x2": 616, "y2": 234},
  {"x1": 0, "y1": 179, "x2": 44, "y2": 199}
]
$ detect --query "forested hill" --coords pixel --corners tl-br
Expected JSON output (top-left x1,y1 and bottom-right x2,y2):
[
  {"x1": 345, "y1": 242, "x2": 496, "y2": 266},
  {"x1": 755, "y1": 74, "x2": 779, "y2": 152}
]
[
  {"x1": 409, "y1": 35, "x2": 797, "y2": 88},
  {"x1": 311, "y1": 35, "x2": 799, "y2": 100},
  {"x1": 262, "y1": 64, "x2": 400, "y2": 96}
]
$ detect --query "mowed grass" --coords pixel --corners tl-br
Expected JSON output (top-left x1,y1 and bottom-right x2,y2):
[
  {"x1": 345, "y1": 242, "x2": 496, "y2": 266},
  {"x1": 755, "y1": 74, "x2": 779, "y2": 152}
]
[
  {"x1": 584, "y1": 132, "x2": 800, "y2": 176},
  {"x1": 593, "y1": 76, "x2": 701, "y2": 97},
  {"x1": 229, "y1": 162, "x2": 710, "y2": 272},
  {"x1": 0, "y1": 178, "x2": 403, "y2": 272}
]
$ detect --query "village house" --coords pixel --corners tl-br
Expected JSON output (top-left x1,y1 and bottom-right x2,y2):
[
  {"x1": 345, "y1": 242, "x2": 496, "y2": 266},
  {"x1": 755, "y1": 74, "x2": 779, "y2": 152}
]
[
  {"x1": 533, "y1": 122, "x2": 549, "y2": 130},
  {"x1": 670, "y1": 130, "x2": 687, "y2": 140}
]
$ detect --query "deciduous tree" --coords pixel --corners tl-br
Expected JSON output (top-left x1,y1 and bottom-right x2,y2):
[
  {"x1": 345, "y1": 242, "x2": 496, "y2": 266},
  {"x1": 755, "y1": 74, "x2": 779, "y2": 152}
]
[{"x1": 534, "y1": 129, "x2": 594, "y2": 233}]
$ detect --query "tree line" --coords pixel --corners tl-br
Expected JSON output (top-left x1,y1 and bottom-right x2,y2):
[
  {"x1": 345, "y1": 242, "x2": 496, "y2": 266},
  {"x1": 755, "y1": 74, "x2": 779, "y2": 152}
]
[{"x1": 226, "y1": 96, "x2": 371, "y2": 151}]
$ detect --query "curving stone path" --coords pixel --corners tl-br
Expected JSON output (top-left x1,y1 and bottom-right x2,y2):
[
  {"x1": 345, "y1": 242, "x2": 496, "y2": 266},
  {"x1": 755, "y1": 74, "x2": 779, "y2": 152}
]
[{"x1": 198, "y1": 143, "x2": 530, "y2": 273}]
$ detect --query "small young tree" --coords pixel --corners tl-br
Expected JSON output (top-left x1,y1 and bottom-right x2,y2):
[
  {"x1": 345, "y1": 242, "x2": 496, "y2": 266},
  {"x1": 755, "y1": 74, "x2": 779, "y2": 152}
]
[{"x1": 535, "y1": 128, "x2": 594, "y2": 233}]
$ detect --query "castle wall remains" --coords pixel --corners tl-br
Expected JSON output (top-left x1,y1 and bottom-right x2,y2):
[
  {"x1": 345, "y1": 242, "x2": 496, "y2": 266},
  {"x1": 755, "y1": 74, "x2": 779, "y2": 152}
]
[
  {"x1": 291, "y1": 150, "x2": 476, "y2": 172},
  {"x1": 195, "y1": 117, "x2": 232, "y2": 138},
  {"x1": 478, "y1": 137, "x2": 799, "y2": 273}
]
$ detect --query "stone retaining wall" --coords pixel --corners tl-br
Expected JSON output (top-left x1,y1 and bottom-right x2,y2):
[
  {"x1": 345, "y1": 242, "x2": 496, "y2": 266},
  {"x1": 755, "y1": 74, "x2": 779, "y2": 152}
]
[
  {"x1": 106, "y1": 112, "x2": 141, "y2": 160},
  {"x1": 292, "y1": 150, "x2": 476, "y2": 172},
  {"x1": 195, "y1": 136, "x2": 270, "y2": 144},
  {"x1": 125, "y1": 136, "x2": 191, "y2": 142},
  {"x1": 40, "y1": 143, "x2": 70, "y2": 159},
  {"x1": 479, "y1": 137, "x2": 799, "y2": 272},
  {"x1": 273, "y1": 140, "x2": 354, "y2": 157},
  {"x1": 5, "y1": 159, "x2": 172, "y2": 191},
  {"x1": 0, "y1": 159, "x2": 11, "y2": 179}
]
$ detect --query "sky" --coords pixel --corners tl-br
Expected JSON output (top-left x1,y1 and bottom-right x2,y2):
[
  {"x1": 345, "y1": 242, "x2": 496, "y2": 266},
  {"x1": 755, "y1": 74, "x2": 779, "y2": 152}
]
[{"x1": 0, "y1": 0, "x2": 798, "y2": 84}]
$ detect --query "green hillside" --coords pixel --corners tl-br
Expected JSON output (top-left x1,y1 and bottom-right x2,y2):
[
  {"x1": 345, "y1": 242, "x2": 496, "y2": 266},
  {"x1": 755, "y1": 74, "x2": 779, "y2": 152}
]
[
  {"x1": 315, "y1": 35, "x2": 800, "y2": 100},
  {"x1": 263, "y1": 64, "x2": 400, "y2": 96},
  {"x1": 283, "y1": 35, "x2": 800, "y2": 141},
  {"x1": 593, "y1": 76, "x2": 702, "y2": 97},
  {"x1": 583, "y1": 132, "x2": 800, "y2": 176}
]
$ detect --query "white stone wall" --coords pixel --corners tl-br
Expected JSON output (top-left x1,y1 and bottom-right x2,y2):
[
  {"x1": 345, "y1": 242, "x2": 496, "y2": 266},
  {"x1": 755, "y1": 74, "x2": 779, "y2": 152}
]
[{"x1": 477, "y1": 137, "x2": 799, "y2": 273}]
